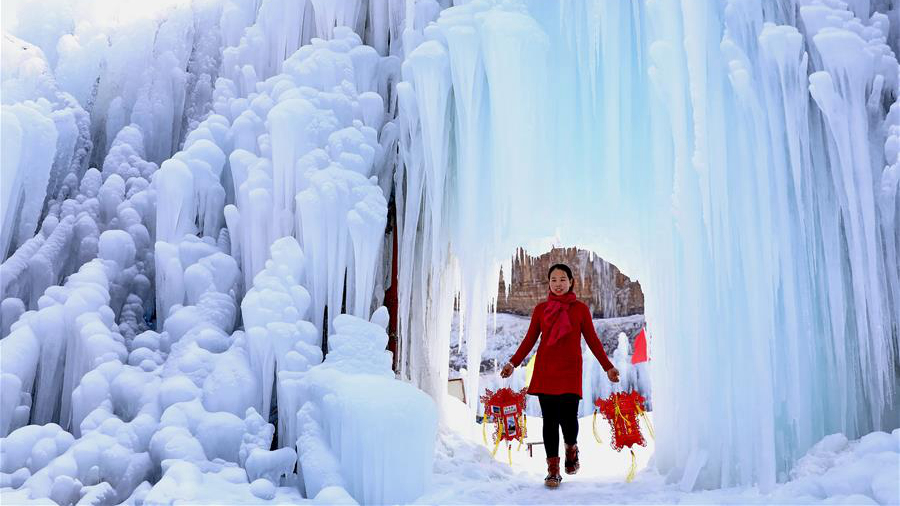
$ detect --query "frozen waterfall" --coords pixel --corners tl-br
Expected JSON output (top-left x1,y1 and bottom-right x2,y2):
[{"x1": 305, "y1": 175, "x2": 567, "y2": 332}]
[{"x1": 0, "y1": 0, "x2": 897, "y2": 502}]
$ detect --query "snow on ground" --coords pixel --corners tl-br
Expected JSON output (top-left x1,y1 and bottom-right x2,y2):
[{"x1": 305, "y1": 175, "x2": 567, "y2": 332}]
[{"x1": 423, "y1": 397, "x2": 900, "y2": 505}]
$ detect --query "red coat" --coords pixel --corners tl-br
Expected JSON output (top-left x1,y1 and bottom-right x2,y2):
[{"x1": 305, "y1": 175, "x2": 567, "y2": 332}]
[{"x1": 509, "y1": 300, "x2": 613, "y2": 398}]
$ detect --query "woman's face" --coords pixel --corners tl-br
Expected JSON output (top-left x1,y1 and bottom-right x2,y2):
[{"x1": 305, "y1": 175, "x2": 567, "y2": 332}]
[{"x1": 549, "y1": 269, "x2": 572, "y2": 295}]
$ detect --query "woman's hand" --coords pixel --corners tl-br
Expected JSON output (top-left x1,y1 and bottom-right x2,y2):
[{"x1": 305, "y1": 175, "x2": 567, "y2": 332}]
[
  {"x1": 606, "y1": 367, "x2": 620, "y2": 383},
  {"x1": 500, "y1": 362, "x2": 514, "y2": 378}
]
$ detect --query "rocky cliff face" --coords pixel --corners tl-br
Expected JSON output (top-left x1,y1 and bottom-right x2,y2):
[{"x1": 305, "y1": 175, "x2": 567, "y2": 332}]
[{"x1": 497, "y1": 247, "x2": 644, "y2": 318}]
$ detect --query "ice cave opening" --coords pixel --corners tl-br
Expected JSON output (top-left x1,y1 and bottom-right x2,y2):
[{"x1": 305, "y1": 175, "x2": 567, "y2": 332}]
[{"x1": 443, "y1": 245, "x2": 654, "y2": 482}]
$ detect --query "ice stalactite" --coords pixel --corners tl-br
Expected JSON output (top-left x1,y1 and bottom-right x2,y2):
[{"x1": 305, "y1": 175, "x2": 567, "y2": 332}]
[
  {"x1": 0, "y1": 129, "x2": 159, "y2": 434},
  {"x1": 393, "y1": 8, "x2": 454, "y2": 414},
  {"x1": 219, "y1": 0, "x2": 415, "y2": 90},
  {"x1": 1, "y1": 123, "x2": 158, "y2": 346},
  {"x1": 440, "y1": 12, "x2": 492, "y2": 414},
  {"x1": 146, "y1": 11, "x2": 408, "y2": 502},
  {"x1": 0, "y1": 101, "x2": 59, "y2": 260},
  {"x1": 395, "y1": 0, "x2": 554, "y2": 419},
  {"x1": 4, "y1": 0, "x2": 223, "y2": 169},
  {"x1": 238, "y1": 237, "x2": 434, "y2": 504},
  {"x1": 1, "y1": 35, "x2": 93, "y2": 259},
  {"x1": 0, "y1": 226, "x2": 294, "y2": 504},
  {"x1": 154, "y1": 133, "x2": 228, "y2": 327},
  {"x1": 161, "y1": 24, "x2": 393, "y2": 338},
  {"x1": 397, "y1": 0, "x2": 899, "y2": 491},
  {"x1": 0, "y1": 231, "x2": 137, "y2": 438},
  {"x1": 2, "y1": 0, "x2": 215, "y2": 338},
  {"x1": 241, "y1": 236, "x2": 319, "y2": 449}
]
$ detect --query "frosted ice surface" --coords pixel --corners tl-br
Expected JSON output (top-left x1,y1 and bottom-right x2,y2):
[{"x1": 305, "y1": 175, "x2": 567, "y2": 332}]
[
  {"x1": 0, "y1": 103, "x2": 57, "y2": 257},
  {"x1": 295, "y1": 312, "x2": 437, "y2": 504}
]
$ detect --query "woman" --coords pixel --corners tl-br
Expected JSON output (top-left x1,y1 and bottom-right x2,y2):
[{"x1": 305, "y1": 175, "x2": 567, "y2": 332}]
[{"x1": 500, "y1": 263, "x2": 619, "y2": 488}]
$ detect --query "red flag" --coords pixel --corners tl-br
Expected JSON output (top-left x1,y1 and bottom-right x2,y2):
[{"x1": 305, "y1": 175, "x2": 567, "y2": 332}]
[{"x1": 631, "y1": 328, "x2": 649, "y2": 364}]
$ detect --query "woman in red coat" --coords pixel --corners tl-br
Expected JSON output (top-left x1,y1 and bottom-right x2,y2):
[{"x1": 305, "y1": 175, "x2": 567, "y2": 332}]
[{"x1": 500, "y1": 263, "x2": 619, "y2": 488}]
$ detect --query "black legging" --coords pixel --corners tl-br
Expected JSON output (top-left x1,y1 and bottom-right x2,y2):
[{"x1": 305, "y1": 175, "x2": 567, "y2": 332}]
[{"x1": 538, "y1": 394, "x2": 580, "y2": 458}]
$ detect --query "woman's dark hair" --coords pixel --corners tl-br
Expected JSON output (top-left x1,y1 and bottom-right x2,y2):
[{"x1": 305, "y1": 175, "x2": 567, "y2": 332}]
[{"x1": 547, "y1": 263, "x2": 575, "y2": 293}]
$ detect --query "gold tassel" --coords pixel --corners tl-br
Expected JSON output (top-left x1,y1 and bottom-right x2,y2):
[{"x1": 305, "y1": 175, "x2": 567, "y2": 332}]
[
  {"x1": 491, "y1": 420, "x2": 504, "y2": 458},
  {"x1": 626, "y1": 449, "x2": 637, "y2": 482},
  {"x1": 516, "y1": 414, "x2": 526, "y2": 451},
  {"x1": 508, "y1": 442, "x2": 513, "y2": 465},
  {"x1": 636, "y1": 403, "x2": 655, "y2": 440},
  {"x1": 640, "y1": 412, "x2": 655, "y2": 440},
  {"x1": 482, "y1": 415, "x2": 488, "y2": 445},
  {"x1": 613, "y1": 398, "x2": 631, "y2": 431},
  {"x1": 592, "y1": 410, "x2": 603, "y2": 444}
]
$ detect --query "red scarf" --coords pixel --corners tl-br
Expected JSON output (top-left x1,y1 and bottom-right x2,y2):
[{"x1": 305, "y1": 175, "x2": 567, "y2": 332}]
[{"x1": 543, "y1": 291, "x2": 576, "y2": 346}]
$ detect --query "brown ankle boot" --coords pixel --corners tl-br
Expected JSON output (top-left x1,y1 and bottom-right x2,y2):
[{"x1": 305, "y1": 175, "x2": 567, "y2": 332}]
[
  {"x1": 564, "y1": 444, "x2": 580, "y2": 475},
  {"x1": 544, "y1": 457, "x2": 562, "y2": 488}
]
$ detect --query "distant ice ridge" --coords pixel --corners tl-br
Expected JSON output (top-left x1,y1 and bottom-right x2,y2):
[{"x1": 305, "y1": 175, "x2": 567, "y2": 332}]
[{"x1": 397, "y1": 0, "x2": 899, "y2": 492}]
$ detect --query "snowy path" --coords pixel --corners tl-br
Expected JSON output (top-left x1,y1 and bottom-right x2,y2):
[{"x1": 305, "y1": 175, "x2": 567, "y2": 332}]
[
  {"x1": 419, "y1": 408, "x2": 676, "y2": 505},
  {"x1": 419, "y1": 403, "x2": 900, "y2": 505}
]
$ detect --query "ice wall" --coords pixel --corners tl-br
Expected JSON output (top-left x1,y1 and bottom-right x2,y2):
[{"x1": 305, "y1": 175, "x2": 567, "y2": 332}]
[
  {"x1": 3, "y1": 0, "x2": 416, "y2": 502},
  {"x1": 155, "y1": 19, "x2": 393, "y2": 339},
  {"x1": 397, "y1": 0, "x2": 899, "y2": 491},
  {"x1": 0, "y1": 124, "x2": 158, "y2": 341},
  {"x1": 1, "y1": 36, "x2": 89, "y2": 261},
  {"x1": 241, "y1": 236, "x2": 320, "y2": 449},
  {"x1": 1, "y1": 0, "x2": 221, "y2": 321},
  {"x1": 295, "y1": 310, "x2": 437, "y2": 504},
  {"x1": 235, "y1": 235, "x2": 436, "y2": 504},
  {"x1": 0, "y1": 230, "x2": 297, "y2": 503}
]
